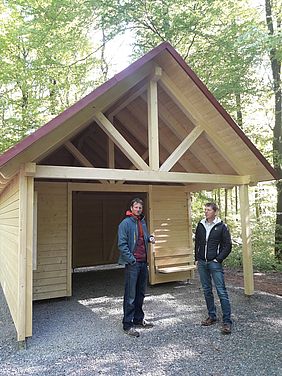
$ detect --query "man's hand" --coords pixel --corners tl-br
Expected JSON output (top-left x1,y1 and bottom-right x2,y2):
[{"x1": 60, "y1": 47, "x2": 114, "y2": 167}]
[{"x1": 149, "y1": 235, "x2": 155, "y2": 244}]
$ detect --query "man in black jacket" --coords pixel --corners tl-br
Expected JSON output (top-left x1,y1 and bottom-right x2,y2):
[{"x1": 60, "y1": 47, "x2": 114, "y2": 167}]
[{"x1": 195, "y1": 202, "x2": 232, "y2": 334}]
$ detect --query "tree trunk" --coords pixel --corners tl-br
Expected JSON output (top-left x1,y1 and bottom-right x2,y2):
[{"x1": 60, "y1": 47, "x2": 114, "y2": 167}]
[
  {"x1": 235, "y1": 93, "x2": 243, "y2": 128},
  {"x1": 254, "y1": 186, "x2": 261, "y2": 221},
  {"x1": 235, "y1": 186, "x2": 238, "y2": 215},
  {"x1": 217, "y1": 188, "x2": 221, "y2": 214},
  {"x1": 224, "y1": 188, "x2": 228, "y2": 221},
  {"x1": 265, "y1": 0, "x2": 282, "y2": 260}
]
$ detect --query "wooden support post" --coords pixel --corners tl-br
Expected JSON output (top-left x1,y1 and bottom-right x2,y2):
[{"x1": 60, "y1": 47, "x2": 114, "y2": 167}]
[
  {"x1": 186, "y1": 192, "x2": 194, "y2": 280},
  {"x1": 18, "y1": 164, "x2": 35, "y2": 341},
  {"x1": 67, "y1": 183, "x2": 72, "y2": 296},
  {"x1": 148, "y1": 185, "x2": 155, "y2": 284},
  {"x1": 147, "y1": 68, "x2": 161, "y2": 170},
  {"x1": 18, "y1": 169, "x2": 27, "y2": 341},
  {"x1": 239, "y1": 184, "x2": 254, "y2": 295},
  {"x1": 25, "y1": 175, "x2": 34, "y2": 337},
  {"x1": 18, "y1": 340, "x2": 27, "y2": 350}
]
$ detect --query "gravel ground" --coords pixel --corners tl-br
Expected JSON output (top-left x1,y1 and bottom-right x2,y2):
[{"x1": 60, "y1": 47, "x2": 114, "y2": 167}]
[{"x1": 0, "y1": 267, "x2": 281, "y2": 376}]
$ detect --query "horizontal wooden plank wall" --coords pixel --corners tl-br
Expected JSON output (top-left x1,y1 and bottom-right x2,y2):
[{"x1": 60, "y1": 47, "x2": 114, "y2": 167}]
[
  {"x1": 149, "y1": 186, "x2": 193, "y2": 284},
  {"x1": 33, "y1": 182, "x2": 68, "y2": 300},
  {"x1": 0, "y1": 175, "x2": 20, "y2": 332}
]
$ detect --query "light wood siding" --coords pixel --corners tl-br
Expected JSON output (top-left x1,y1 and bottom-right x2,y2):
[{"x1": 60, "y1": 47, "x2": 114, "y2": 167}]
[
  {"x1": 0, "y1": 175, "x2": 20, "y2": 332},
  {"x1": 149, "y1": 186, "x2": 193, "y2": 284},
  {"x1": 33, "y1": 182, "x2": 68, "y2": 300}
]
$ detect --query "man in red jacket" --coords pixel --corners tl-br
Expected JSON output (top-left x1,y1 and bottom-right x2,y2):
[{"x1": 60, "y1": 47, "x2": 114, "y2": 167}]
[
  {"x1": 118, "y1": 198, "x2": 155, "y2": 337},
  {"x1": 195, "y1": 202, "x2": 232, "y2": 334}
]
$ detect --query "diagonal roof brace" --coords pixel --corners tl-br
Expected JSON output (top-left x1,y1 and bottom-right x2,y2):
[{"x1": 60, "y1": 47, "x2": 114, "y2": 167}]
[{"x1": 93, "y1": 111, "x2": 151, "y2": 171}]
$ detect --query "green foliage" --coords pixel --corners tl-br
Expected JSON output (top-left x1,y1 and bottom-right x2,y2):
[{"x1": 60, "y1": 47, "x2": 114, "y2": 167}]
[{"x1": 0, "y1": 0, "x2": 105, "y2": 153}]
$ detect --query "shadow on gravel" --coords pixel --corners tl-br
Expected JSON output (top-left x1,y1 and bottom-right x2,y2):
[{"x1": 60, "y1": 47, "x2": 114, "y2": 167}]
[{"x1": 0, "y1": 267, "x2": 281, "y2": 376}]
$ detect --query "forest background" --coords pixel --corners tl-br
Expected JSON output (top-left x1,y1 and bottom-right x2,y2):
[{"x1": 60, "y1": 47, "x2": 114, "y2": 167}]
[{"x1": 0, "y1": 0, "x2": 281, "y2": 271}]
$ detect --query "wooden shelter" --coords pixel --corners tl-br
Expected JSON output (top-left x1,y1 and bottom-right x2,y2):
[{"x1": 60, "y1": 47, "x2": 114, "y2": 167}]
[{"x1": 0, "y1": 42, "x2": 278, "y2": 342}]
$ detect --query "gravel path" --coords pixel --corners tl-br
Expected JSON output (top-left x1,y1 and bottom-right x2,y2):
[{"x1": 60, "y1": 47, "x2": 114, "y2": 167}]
[{"x1": 0, "y1": 267, "x2": 281, "y2": 376}]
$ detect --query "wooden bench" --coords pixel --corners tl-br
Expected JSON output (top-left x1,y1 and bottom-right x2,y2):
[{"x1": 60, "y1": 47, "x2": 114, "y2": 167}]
[{"x1": 153, "y1": 248, "x2": 196, "y2": 274}]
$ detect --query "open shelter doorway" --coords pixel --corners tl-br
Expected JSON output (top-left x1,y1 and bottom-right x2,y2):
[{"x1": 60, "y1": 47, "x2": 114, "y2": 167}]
[{"x1": 72, "y1": 191, "x2": 148, "y2": 269}]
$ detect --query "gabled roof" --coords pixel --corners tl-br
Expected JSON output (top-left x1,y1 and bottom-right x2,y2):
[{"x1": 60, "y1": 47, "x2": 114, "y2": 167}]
[{"x1": 0, "y1": 42, "x2": 278, "y2": 191}]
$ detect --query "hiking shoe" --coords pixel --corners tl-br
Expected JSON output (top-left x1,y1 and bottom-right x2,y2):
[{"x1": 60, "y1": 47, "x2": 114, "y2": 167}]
[
  {"x1": 201, "y1": 317, "x2": 217, "y2": 326},
  {"x1": 134, "y1": 319, "x2": 154, "y2": 329},
  {"x1": 221, "y1": 323, "x2": 232, "y2": 335},
  {"x1": 124, "y1": 327, "x2": 140, "y2": 337}
]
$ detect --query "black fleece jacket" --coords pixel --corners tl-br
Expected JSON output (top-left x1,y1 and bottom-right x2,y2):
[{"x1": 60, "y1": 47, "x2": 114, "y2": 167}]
[{"x1": 194, "y1": 220, "x2": 232, "y2": 263}]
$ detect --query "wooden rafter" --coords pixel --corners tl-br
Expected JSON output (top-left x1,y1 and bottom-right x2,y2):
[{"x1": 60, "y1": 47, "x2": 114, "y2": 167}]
[
  {"x1": 93, "y1": 111, "x2": 150, "y2": 171},
  {"x1": 108, "y1": 83, "x2": 147, "y2": 118},
  {"x1": 64, "y1": 141, "x2": 94, "y2": 167},
  {"x1": 64, "y1": 141, "x2": 107, "y2": 184}
]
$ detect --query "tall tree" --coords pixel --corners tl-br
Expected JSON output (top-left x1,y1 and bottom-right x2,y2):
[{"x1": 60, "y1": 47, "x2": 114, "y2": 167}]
[
  {"x1": 265, "y1": 0, "x2": 282, "y2": 259},
  {"x1": 0, "y1": 0, "x2": 104, "y2": 153}
]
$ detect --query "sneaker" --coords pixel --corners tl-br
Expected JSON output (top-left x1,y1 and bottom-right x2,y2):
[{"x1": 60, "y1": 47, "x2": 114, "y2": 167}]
[
  {"x1": 221, "y1": 323, "x2": 232, "y2": 335},
  {"x1": 124, "y1": 327, "x2": 140, "y2": 337},
  {"x1": 201, "y1": 317, "x2": 217, "y2": 326},
  {"x1": 134, "y1": 319, "x2": 154, "y2": 329}
]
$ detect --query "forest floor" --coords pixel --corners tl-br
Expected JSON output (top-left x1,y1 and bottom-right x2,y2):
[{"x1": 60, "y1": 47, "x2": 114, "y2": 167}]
[{"x1": 224, "y1": 268, "x2": 282, "y2": 296}]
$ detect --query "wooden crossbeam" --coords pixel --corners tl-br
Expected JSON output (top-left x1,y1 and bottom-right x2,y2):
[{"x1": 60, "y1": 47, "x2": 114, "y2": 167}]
[{"x1": 35, "y1": 165, "x2": 251, "y2": 185}]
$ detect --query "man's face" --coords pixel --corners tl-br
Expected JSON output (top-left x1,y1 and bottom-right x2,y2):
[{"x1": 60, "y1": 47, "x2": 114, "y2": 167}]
[
  {"x1": 131, "y1": 202, "x2": 143, "y2": 216},
  {"x1": 204, "y1": 206, "x2": 216, "y2": 222}
]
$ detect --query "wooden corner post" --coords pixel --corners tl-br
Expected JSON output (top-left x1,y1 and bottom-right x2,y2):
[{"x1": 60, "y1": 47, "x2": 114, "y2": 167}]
[
  {"x1": 18, "y1": 163, "x2": 35, "y2": 341},
  {"x1": 239, "y1": 184, "x2": 254, "y2": 295}
]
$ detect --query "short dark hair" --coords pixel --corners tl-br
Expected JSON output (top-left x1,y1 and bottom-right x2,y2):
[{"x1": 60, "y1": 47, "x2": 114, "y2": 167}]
[
  {"x1": 205, "y1": 202, "x2": 218, "y2": 212},
  {"x1": 130, "y1": 198, "x2": 144, "y2": 207}
]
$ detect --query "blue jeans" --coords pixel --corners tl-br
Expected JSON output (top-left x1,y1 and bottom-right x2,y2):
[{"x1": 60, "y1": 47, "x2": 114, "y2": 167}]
[
  {"x1": 198, "y1": 260, "x2": 232, "y2": 324},
  {"x1": 123, "y1": 262, "x2": 148, "y2": 330}
]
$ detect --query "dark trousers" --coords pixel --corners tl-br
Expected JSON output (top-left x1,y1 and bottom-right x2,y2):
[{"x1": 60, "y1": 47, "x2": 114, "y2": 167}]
[{"x1": 123, "y1": 262, "x2": 148, "y2": 330}]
